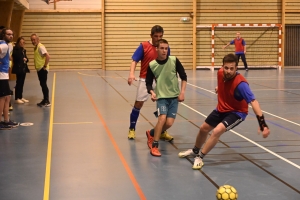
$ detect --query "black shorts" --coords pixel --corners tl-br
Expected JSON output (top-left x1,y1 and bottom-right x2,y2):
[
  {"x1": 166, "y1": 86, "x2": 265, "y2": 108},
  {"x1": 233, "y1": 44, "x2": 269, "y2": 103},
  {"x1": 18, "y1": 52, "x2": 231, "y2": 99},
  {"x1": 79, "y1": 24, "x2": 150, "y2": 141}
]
[
  {"x1": 0, "y1": 79, "x2": 11, "y2": 97},
  {"x1": 205, "y1": 110, "x2": 243, "y2": 131}
]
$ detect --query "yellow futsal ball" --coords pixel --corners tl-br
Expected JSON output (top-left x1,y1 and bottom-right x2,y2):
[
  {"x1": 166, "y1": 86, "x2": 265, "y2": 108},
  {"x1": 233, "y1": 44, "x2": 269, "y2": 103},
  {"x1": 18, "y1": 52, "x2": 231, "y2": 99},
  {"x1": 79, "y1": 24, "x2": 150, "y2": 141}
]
[{"x1": 216, "y1": 185, "x2": 238, "y2": 200}]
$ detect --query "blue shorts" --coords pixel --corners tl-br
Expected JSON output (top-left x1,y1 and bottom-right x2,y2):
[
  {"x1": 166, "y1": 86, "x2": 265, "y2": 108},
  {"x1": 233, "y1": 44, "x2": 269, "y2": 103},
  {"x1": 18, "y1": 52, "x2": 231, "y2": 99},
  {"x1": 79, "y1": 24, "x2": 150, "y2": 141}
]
[{"x1": 155, "y1": 97, "x2": 178, "y2": 119}]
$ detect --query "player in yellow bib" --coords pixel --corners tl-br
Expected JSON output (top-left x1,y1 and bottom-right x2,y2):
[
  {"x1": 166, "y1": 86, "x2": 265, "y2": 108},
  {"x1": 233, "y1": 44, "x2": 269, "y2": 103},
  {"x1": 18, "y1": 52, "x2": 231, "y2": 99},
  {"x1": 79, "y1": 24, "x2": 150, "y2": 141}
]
[{"x1": 30, "y1": 33, "x2": 51, "y2": 107}]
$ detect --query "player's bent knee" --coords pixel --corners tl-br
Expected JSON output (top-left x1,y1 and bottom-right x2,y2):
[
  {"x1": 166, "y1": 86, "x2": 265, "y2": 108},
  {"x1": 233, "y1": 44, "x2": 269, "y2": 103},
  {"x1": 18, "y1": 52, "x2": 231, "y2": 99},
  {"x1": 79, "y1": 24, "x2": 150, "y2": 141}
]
[
  {"x1": 158, "y1": 115, "x2": 167, "y2": 123},
  {"x1": 199, "y1": 123, "x2": 213, "y2": 133},
  {"x1": 134, "y1": 101, "x2": 144, "y2": 109},
  {"x1": 210, "y1": 130, "x2": 224, "y2": 139},
  {"x1": 165, "y1": 121, "x2": 174, "y2": 128}
]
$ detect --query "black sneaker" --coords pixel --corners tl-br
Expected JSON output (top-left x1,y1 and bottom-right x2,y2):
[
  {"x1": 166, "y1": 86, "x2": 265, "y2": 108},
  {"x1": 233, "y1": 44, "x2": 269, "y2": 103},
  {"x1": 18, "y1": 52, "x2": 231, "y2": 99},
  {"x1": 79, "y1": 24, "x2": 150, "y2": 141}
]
[
  {"x1": 1, "y1": 120, "x2": 19, "y2": 128},
  {"x1": 37, "y1": 100, "x2": 46, "y2": 107},
  {"x1": 37, "y1": 100, "x2": 51, "y2": 107},
  {"x1": 44, "y1": 100, "x2": 51, "y2": 107},
  {"x1": 0, "y1": 123, "x2": 12, "y2": 130}
]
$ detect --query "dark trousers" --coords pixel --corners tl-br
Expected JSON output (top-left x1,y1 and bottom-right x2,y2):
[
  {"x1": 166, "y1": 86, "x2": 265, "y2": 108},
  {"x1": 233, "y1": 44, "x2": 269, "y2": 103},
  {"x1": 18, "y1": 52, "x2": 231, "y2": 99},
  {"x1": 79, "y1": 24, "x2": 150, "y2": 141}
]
[
  {"x1": 37, "y1": 69, "x2": 49, "y2": 101},
  {"x1": 236, "y1": 54, "x2": 248, "y2": 69},
  {"x1": 15, "y1": 73, "x2": 26, "y2": 100}
]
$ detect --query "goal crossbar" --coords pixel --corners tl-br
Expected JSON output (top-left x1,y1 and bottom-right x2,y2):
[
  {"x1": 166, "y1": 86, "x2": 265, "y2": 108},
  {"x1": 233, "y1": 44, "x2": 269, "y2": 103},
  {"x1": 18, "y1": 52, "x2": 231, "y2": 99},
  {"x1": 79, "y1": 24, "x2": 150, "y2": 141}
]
[{"x1": 197, "y1": 23, "x2": 282, "y2": 71}]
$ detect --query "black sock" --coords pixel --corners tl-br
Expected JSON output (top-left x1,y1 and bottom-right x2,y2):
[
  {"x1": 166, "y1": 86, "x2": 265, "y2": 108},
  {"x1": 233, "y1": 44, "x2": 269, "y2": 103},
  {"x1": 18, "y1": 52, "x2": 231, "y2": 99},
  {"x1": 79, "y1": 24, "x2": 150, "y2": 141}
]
[
  {"x1": 152, "y1": 141, "x2": 159, "y2": 148},
  {"x1": 199, "y1": 151, "x2": 206, "y2": 159},
  {"x1": 192, "y1": 146, "x2": 200, "y2": 154},
  {"x1": 150, "y1": 129, "x2": 155, "y2": 137}
]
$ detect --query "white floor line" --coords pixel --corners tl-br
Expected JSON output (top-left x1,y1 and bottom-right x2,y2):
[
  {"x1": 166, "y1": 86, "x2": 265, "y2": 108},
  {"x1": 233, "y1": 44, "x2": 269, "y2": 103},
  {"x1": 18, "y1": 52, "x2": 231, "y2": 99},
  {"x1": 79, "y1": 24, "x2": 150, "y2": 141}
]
[
  {"x1": 248, "y1": 105, "x2": 300, "y2": 127},
  {"x1": 181, "y1": 102, "x2": 300, "y2": 170},
  {"x1": 187, "y1": 82, "x2": 300, "y2": 127}
]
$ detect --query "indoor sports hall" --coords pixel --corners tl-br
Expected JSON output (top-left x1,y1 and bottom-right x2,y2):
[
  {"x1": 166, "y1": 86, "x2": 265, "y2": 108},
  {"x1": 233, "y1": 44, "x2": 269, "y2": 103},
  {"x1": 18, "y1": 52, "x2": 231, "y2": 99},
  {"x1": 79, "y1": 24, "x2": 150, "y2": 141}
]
[
  {"x1": 1, "y1": 0, "x2": 300, "y2": 200},
  {"x1": 1, "y1": 69, "x2": 300, "y2": 200}
]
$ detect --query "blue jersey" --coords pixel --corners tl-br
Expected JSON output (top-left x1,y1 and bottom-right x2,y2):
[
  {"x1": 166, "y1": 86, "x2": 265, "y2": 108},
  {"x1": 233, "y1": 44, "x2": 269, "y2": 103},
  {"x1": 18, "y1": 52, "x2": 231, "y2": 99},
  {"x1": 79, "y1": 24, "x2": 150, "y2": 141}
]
[
  {"x1": 232, "y1": 82, "x2": 255, "y2": 120},
  {"x1": 0, "y1": 41, "x2": 10, "y2": 73}
]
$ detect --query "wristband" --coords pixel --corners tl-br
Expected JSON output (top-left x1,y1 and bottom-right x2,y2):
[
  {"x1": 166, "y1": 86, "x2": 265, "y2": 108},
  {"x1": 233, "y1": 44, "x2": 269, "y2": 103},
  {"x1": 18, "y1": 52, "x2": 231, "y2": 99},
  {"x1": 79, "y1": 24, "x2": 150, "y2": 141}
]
[{"x1": 256, "y1": 114, "x2": 268, "y2": 131}]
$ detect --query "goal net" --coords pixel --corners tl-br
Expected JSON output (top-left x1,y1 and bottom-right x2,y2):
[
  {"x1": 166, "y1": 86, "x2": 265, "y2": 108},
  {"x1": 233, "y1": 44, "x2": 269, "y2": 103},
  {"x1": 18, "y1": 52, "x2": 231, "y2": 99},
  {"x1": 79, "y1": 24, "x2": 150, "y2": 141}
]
[{"x1": 198, "y1": 24, "x2": 282, "y2": 70}]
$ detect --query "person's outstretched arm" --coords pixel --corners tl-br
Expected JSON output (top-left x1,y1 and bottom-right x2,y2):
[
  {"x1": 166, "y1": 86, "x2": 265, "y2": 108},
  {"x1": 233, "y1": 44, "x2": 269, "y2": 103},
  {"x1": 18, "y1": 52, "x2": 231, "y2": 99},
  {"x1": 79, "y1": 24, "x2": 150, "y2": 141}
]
[{"x1": 250, "y1": 100, "x2": 270, "y2": 138}]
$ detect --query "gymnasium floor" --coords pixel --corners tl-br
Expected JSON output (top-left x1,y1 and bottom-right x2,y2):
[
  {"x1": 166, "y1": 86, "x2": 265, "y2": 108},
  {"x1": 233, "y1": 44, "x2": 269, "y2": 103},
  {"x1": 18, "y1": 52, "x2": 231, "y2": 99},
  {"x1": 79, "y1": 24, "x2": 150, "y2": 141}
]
[{"x1": 0, "y1": 68, "x2": 300, "y2": 200}]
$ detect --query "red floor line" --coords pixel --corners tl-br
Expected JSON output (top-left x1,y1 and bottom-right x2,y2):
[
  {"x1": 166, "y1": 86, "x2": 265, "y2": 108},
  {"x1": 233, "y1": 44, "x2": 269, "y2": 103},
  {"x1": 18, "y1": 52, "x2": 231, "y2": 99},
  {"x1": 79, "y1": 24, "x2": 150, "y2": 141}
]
[{"x1": 78, "y1": 75, "x2": 147, "y2": 200}]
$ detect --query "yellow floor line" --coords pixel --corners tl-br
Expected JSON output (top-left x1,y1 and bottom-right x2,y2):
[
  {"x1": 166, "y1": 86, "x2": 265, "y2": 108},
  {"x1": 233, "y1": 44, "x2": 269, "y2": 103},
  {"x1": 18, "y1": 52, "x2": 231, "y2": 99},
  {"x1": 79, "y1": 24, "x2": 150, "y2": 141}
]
[{"x1": 43, "y1": 73, "x2": 56, "y2": 200}]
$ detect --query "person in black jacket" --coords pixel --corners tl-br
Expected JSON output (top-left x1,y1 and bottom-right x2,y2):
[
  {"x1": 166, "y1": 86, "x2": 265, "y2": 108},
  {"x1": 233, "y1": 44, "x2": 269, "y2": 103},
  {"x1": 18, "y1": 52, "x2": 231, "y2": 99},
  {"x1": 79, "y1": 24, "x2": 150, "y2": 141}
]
[{"x1": 12, "y1": 36, "x2": 30, "y2": 104}]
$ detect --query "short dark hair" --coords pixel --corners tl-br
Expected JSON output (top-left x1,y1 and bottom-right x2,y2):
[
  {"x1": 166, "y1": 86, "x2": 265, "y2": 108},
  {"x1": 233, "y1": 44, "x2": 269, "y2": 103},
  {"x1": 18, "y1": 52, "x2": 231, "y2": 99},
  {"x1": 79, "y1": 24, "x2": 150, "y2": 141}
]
[
  {"x1": 223, "y1": 53, "x2": 238, "y2": 66},
  {"x1": 0, "y1": 28, "x2": 8, "y2": 40},
  {"x1": 157, "y1": 39, "x2": 168, "y2": 47},
  {"x1": 0, "y1": 25, "x2": 5, "y2": 30},
  {"x1": 151, "y1": 25, "x2": 164, "y2": 35}
]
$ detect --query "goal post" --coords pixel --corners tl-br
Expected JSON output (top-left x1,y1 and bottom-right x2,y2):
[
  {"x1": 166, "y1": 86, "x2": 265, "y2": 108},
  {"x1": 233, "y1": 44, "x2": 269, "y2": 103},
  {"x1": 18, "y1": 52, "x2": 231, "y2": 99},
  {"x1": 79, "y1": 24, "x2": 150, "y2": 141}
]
[{"x1": 197, "y1": 23, "x2": 282, "y2": 71}]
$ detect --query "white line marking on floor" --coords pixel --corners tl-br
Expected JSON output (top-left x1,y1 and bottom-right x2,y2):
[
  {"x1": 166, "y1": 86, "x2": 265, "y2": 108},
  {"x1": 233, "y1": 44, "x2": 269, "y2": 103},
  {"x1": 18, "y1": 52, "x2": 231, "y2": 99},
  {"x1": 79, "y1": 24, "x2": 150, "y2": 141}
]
[
  {"x1": 187, "y1": 82, "x2": 300, "y2": 127},
  {"x1": 181, "y1": 102, "x2": 300, "y2": 170}
]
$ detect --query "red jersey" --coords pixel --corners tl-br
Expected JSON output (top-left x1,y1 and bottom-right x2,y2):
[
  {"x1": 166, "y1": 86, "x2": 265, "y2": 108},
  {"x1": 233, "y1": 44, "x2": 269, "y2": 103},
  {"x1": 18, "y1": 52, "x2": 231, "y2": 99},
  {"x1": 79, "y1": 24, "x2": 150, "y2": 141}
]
[
  {"x1": 217, "y1": 68, "x2": 249, "y2": 114},
  {"x1": 234, "y1": 38, "x2": 245, "y2": 53},
  {"x1": 140, "y1": 41, "x2": 157, "y2": 79}
]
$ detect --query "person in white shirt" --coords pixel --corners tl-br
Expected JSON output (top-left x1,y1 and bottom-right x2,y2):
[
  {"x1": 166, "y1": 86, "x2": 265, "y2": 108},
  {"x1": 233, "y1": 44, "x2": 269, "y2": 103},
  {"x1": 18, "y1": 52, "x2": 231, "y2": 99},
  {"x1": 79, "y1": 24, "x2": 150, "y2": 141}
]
[{"x1": 0, "y1": 28, "x2": 19, "y2": 129}]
